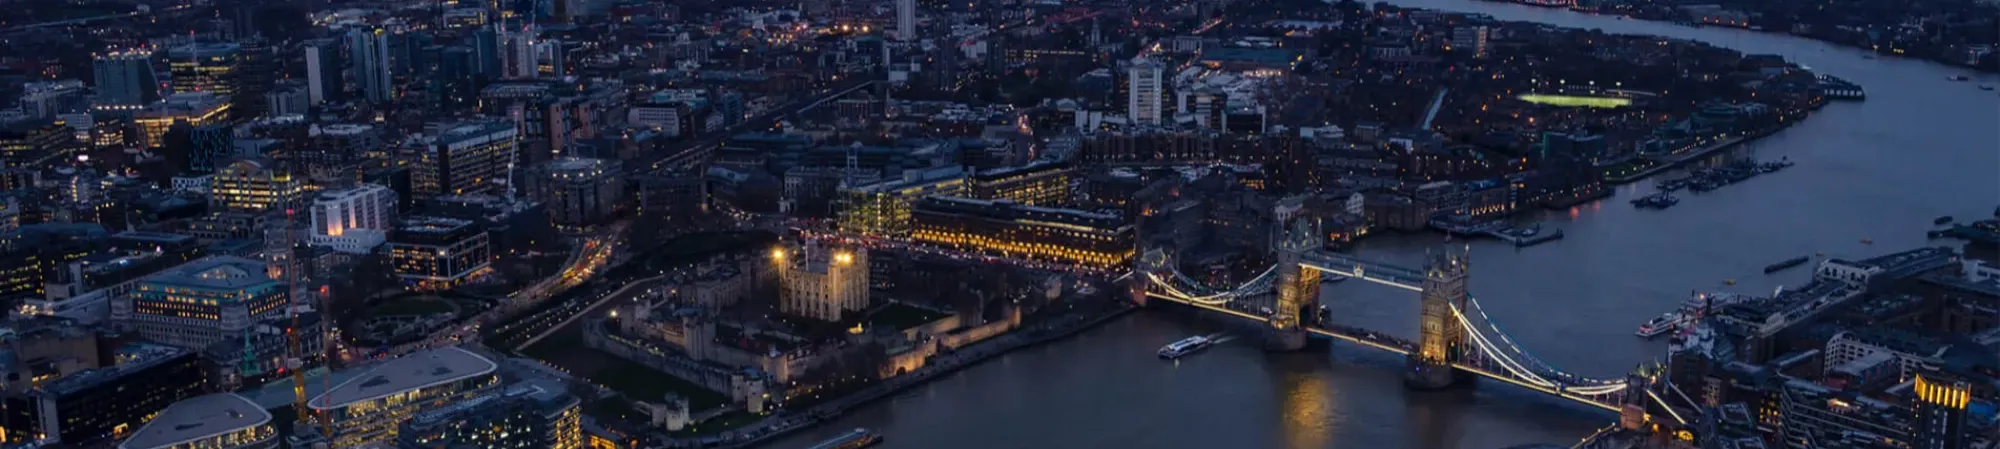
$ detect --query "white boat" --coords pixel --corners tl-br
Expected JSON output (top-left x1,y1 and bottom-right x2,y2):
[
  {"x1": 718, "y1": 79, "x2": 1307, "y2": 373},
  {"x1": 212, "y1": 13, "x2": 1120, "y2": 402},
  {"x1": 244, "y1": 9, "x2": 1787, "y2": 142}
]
[
  {"x1": 1636, "y1": 313, "x2": 1681, "y2": 338},
  {"x1": 1159, "y1": 335, "x2": 1213, "y2": 359}
]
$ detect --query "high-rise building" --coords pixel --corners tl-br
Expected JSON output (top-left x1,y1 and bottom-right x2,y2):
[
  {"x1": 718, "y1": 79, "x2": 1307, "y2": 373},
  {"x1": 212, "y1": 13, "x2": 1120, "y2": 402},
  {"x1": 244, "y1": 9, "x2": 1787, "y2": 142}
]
[
  {"x1": 133, "y1": 93, "x2": 232, "y2": 149},
  {"x1": 1451, "y1": 26, "x2": 1490, "y2": 59},
  {"x1": 895, "y1": 0, "x2": 916, "y2": 41},
  {"x1": 397, "y1": 380, "x2": 583, "y2": 449},
  {"x1": 388, "y1": 217, "x2": 491, "y2": 291},
  {"x1": 113, "y1": 256, "x2": 288, "y2": 350},
  {"x1": 18, "y1": 80, "x2": 87, "y2": 119},
  {"x1": 303, "y1": 39, "x2": 344, "y2": 105},
  {"x1": 209, "y1": 159, "x2": 303, "y2": 213},
  {"x1": 525, "y1": 157, "x2": 623, "y2": 232},
  {"x1": 501, "y1": 26, "x2": 539, "y2": 79},
  {"x1": 307, "y1": 346, "x2": 500, "y2": 448},
  {"x1": 0, "y1": 346, "x2": 203, "y2": 446},
  {"x1": 1124, "y1": 58, "x2": 1164, "y2": 126},
  {"x1": 776, "y1": 241, "x2": 868, "y2": 322},
  {"x1": 233, "y1": 37, "x2": 277, "y2": 118},
  {"x1": 265, "y1": 81, "x2": 309, "y2": 116},
  {"x1": 0, "y1": 121, "x2": 74, "y2": 169},
  {"x1": 161, "y1": 120, "x2": 234, "y2": 174},
  {"x1": 168, "y1": 43, "x2": 242, "y2": 96},
  {"x1": 117, "y1": 393, "x2": 278, "y2": 449},
  {"x1": 414, "y1": 121, "x2": 516, "y2": 198},
  {"x1": 348, "y1": 28, "x2": 394, "y2": 104},
  {"x1": 92, "y1": 50, "x2": 160, "y2": 110},
  {"x1": 309, "y1": 184, "x2": 397, "y2": 254},
  {"x1": 1913, "y1": 372, "x2": 1973, "y2": 449}
]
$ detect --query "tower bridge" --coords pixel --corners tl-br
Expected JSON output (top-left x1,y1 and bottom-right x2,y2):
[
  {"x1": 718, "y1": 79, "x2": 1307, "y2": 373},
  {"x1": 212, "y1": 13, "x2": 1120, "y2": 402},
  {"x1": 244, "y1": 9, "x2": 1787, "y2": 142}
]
[{"x1": 1129, "y1": 214, "x2": 1683, "y2": 419}]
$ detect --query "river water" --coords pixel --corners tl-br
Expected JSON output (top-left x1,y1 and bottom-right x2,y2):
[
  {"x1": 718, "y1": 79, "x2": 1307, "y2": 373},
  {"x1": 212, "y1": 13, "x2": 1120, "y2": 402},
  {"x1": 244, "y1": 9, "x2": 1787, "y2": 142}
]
[{"x1": 759, "y1": 2, "x2": 2000, "y2": 448}]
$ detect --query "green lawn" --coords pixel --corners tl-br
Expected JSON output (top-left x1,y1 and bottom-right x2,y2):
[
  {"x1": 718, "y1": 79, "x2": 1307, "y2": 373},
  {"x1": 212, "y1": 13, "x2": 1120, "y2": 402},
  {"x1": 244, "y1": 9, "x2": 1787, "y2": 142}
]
[
  {"x1": 524, "y1": 332, "x2": 728, "y2": 410},
  {"x1": 867, "y1": 303, "x2": 950, "y2": 332},
  {"x1": 668, "y1": 410, "x2": 765, "y2": 437}
]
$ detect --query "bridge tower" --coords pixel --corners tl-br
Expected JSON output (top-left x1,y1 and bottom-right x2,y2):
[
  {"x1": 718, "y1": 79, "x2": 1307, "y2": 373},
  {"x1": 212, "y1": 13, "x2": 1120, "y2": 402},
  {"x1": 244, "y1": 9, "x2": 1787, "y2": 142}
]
[
  {"x1": 1266, "y1": 213, "x2": 1321, "y2": 352},
  {"x1": 1406, "y1": 248, "x2": 1469, "y2": 389},
  {"x1": 1130, "y1": 246, "x2": 1174, "y2": 307}
]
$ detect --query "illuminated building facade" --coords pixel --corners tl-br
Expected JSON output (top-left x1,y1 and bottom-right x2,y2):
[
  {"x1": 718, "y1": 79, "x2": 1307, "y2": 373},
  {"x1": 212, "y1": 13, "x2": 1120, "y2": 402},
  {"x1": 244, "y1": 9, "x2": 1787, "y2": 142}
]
[
  {"x1": 309, "y1": 184, "x2": 397, "y2": 254},
  {"x1": 397, "y1": 381, "x2": 583, "y2": 449},
  {"x1": 837, "y1": 166, "x2": 965, "y2": 237},
  {"x1": 0, "y1": 122, "x2": 72, "y2": 169},
  {"x1": 525, "y1": 157, "x2": 624, "y2": 232},
  {"x1": 167, "y1": 43, "x2": 241, "y2": 96},
  {"x1": 388, "y1": 217, "x2": 491, "y2": 291},
  {"x1": 967, "y1": 161, "x2": 1073, "y2": 207},
  {"x1": 308, "y1": 347, "x2": 501, "y2": 448},
  {"x1": 209, "y1": 160, "x2": 303, "y2": 214},
  {"x1": 776, "y1": 241, "x2": 868, "y2": 322},
  {"x1": 909, "y1": 196, "x2": 1134, "y2": 269},
  {"x1": 1913, "y1": 373, "x2": 1972, "y2": 449},
  {"x1": 117, "y1": 393, "x2": 277, "y2": 449},
  {"x1": 133, "y1": 93, "x2": 232, "y2": 149},
  {"x1": 0, "y1": 346, "x2": 202, "y2": 446},
  {"x1": 116, "y1": 256, "x2": 288, "y2": 350},
  {"x1": 415, "y1": 122, "x2": 517, "y2": 198}
]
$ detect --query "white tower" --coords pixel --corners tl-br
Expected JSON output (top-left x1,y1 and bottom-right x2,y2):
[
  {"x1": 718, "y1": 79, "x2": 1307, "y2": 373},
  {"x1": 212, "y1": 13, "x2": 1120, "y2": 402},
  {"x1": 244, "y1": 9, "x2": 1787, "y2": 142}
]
[
  {"x1": 895, "y1": 0, "x2": 916, "y2": 42},
  {"x1": 1125, "y1": 58, "x2": 1165, "y2": 126}
]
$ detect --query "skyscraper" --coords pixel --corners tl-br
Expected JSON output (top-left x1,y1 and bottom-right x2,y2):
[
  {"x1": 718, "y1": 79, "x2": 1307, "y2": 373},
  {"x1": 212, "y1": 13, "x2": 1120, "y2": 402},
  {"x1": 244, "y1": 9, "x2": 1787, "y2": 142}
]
[
  {"x1": 1913, "y1": 372, "x2": 1973, "y2": 449},
  {"x1": 304, "y1": 39, "x2": 344, "y2": 104},
  {"x1": 348, "y1": 28, "x2": 394, "y2": 104},
  {"x1": 415, "y1": 121, "x2": 517, "y2": 197},
  {"x1": 233, "y1": 37, "x2": 277, "y2": 118},
  {"x1": 1124, "y1": 57, "x2": 1164, "y2": 126},
  {"x1": 91, "y1": 50, "x2": 159, "y2": 110},
  {"x1": 309, "y1": 184, "x2": 397, "y2": 254},
  {"x1": 895, "y1": 0, "x2": 916, "y2": 41},
  {"x1": 168, "y1": 43, "x2": 242, "y2": 96},
  {"x1": 501, "y1": 25, "x2": 539, "y2": 79}
]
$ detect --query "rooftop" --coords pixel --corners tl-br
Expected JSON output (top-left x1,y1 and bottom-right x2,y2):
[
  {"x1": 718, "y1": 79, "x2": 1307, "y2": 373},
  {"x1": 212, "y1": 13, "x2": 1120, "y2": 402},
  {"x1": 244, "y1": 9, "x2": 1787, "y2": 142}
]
[
  {"x1": 308, "y1": 346, "x2": 497, "y2": 410},
  {"x1": 142, "y1": 256, "x2": 275, "y2": 291},
  {"x1": 398, "y1": 216, "x2": 477, "y2": 234},
  {"x1": 118, "y1": 394, "x2": 271, "y2": 449},
  {"x1": 43, "y1": 345, "x2": 189, "y2": 396}
]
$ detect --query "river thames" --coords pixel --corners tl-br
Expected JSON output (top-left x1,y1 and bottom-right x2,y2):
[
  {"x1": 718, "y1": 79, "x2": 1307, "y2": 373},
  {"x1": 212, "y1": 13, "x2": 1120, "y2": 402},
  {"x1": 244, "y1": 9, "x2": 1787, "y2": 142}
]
[{"x1": 760, "y1": 1, "x2": 2000, "y2": 447}]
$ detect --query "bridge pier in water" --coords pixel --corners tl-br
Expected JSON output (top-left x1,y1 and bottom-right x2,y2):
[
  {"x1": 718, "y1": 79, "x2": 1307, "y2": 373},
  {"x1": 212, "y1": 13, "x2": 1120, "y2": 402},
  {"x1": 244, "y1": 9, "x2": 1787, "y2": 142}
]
[
  {"x1": 1265, "y1": 208, "x2": 1320, "y2": 352},
  {"x1": 1405, "y1": 249, "x2": 1471, "y2": 390}
]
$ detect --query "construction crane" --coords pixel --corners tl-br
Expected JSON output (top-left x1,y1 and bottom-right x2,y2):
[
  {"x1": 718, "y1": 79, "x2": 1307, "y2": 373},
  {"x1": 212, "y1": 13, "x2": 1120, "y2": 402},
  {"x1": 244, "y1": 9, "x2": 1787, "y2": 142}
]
[{"x1": 284, "y1": 207, "x2": 311, "y2": 430}]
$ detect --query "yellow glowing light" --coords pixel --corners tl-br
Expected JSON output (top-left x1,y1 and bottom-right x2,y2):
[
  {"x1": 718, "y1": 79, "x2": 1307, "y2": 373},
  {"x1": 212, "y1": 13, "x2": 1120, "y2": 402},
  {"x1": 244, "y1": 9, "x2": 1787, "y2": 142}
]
[{"x1": 771, "y1": 248, "x2": 785, "y2": 260}]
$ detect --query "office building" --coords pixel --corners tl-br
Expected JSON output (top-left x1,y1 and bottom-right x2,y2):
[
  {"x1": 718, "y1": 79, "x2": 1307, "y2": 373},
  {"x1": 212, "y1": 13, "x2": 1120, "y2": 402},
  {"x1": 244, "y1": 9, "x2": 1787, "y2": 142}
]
[
  {"x1": 307, "y1": 346, "x2": 501, "y2": 448},
  {"x1": 209, "y1": 159, "x2": 304, "y2": 213},
  {"x1": 161, "y1": 120, "x2": 234, "y2": 174},
  {"x1": 837, "y1": 166, "x2": 966, "y2": 237},
  {"x1": 0, "y1": 121, "x2": 73, "y2": 169},
  {"x1": 0, "y1": 346, "x2": 204, "y2": 446},
  {"x1": 501, "y1": 26, "x2": 539, "y2": 79},
  {"x1": 526, "y1": 157, "x2": 624, "y2": 232},
  {"x1": 348, "y1": 28, "x2": 394, "y2": 104},
  {"x1": 967, "y1": 161, "x2": 1073, "y2": 207},
  {"x1": 133, "y1": 93, "x2": 232, "y2": 149},
  {"x1": 303, "y1": 39, "x2": 343, "y2": 104},
  {"x1": 1776, "y1": 378, "x2": 1909, "y2": 448},
  {"x1": 92, "y1": 50, "x2": 160, "y2": 110},
  {"x1": 115, "y1": 256, "x2": 288, "y2": 350},
  {"x1": 300, "y1": 123, "x2": 381, "y2": 189},
  {"x1": 117, "y1": 393, "x2": 277, "y2": 449},
  {"x1": 398, "y1": 380, "x2": 583, "y2": 449},
  {"x1": 233, "y1": 37, "x2": 276, "y2": 118},
  {"x1": 309, "y1": 184, "x2": 397, "y2": 254},
  {"x1": 1125, "y1": 58, "x2": 1165, "y2": 126},
  {"x1": 910, "y1": 196, "x2": 1134, "y2": 269},
  {"x1": 776, "y1": 241, "x2": 868, "y2": 322},
  {"x1": 264, "y1": 81, "x2": 309, "y2": 116},
  {"x1": 168, "y1": 43, "x2": 242, "y2": 96},
  {"x1": 388, "y1": 217, "x2": 491, "y2": 291},
  {"x1": 415, "y1": 121, "x2": 516, "y2": 198},
  {"x1": 895, "y1": 0, "x2": 916, "y2": 41},
  {"x1": 18, "y1": 80, "x2": 87, "y2": 119}
]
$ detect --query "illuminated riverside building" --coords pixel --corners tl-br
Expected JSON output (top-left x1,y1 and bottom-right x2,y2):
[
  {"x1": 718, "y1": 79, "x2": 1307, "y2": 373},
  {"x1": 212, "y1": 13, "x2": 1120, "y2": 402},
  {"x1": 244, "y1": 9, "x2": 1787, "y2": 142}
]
[
  {"x1": 776, "y1": 241, "x2": 868, "y2": 322},
  {"x1": 909, "y1": 196, "x2": 1134, "y2": 269},
  {"x1": 168, "y1": 43, "x2": 241, "y2": 96},
  {"x1": 307, "y1": 346, "x2": 501, "y2": 448},
  {"x1": 397, "y1": 380, "x2": 583, "y2": 449},
  {"x1": 117, "y1": 393, "x2": 277, "y2": 449},
  {"x1": 209, "y1": 160, "x2": 303, "y2": 213},
  {"x1": 415, "y1": 122, "x2": 517, "y2": 198},
  {"x1": 133, "y1": 93, "x2": 232, "y2": 149},
  {"x1": 115, "y1": 256, "x2": 287, "y2": 350},
  {"x1": 837, "y1": 166, "x2": 965, "y2": 237},
  {"x1": 388, "y1": 217, "x2": 491, "y2": 291}
]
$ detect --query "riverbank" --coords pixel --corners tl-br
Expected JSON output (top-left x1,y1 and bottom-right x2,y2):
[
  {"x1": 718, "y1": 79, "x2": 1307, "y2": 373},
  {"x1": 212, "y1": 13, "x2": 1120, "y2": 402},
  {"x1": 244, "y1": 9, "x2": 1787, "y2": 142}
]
[
  {"x1": 665, "y1": 300, "x2": 1140, "y2": 449},
  {"x1": 1473, "y1": 0, "x2": 1996, "y2": 74}
]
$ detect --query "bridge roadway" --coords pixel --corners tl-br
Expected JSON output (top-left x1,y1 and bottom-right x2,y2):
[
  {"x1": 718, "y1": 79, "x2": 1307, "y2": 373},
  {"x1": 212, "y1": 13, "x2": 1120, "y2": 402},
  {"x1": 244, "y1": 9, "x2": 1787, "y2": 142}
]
[{"x1": 1143, "y1": 292, "x2": 1623, "y2": 413}]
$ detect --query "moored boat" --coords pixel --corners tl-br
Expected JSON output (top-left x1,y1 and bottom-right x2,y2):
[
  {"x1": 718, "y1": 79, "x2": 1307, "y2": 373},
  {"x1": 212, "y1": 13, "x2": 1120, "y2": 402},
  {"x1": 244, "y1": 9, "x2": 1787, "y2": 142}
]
[{"x1": 1763, "y1": 256, "x2": 1811, "y2": 274}]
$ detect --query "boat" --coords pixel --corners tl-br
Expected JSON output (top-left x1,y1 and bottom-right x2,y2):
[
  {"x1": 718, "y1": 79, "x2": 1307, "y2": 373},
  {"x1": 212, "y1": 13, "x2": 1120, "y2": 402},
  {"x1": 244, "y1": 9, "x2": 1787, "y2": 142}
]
[
  {"x1": 1763, "y1": 256, "x2": 1811, "y2": 274},
  {"x1": 805, "y1": 428, "x2": 884, "y2": 449},
  {"x1": 1159, "y1": 335, "x2": 1213, "y2": 359},
  {"x1": 1724, "y1": 279, "x2": 1737, "y2": 285},
  {"x1": 1950, "y1": 75, "x2": 1971, "y2": 81},
  {"x1": 1936, "y1": 216, "x2": 1955, "y2": 225},
  {"x1": 1637, "y1": 313, "x2": 1681, "y2": 338},
  {"x1": 1982, "y1": 85, "x2": 1995, "y2": 91},
  {"x1": 1860, "y1": 238, "x2": 1874, "y2": 245}
]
